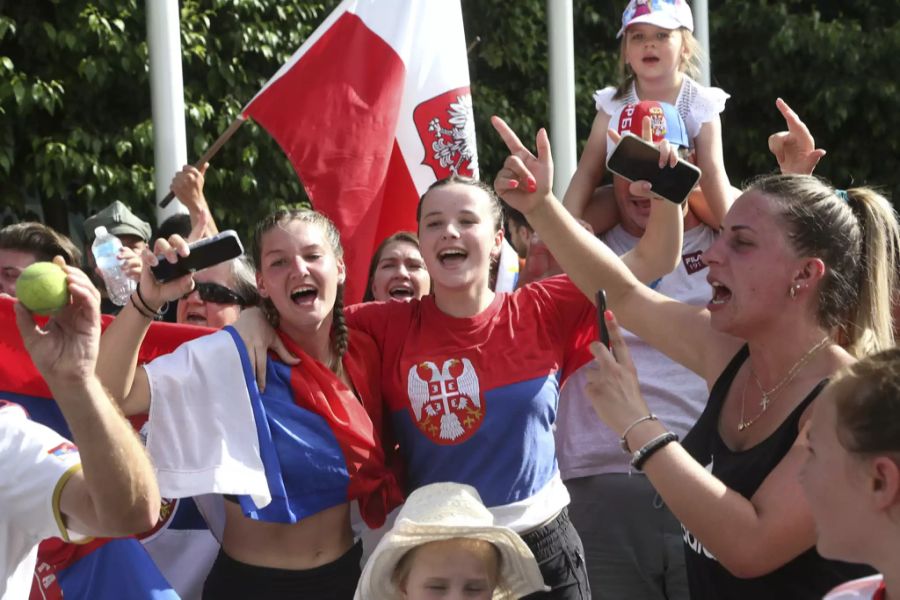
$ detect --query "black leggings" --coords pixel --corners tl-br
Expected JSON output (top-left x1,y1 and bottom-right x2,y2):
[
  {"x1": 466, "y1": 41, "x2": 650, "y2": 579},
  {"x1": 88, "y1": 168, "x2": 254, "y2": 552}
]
[{"x1": 202, "y1": 541, "x2": 362, "y2": 600}]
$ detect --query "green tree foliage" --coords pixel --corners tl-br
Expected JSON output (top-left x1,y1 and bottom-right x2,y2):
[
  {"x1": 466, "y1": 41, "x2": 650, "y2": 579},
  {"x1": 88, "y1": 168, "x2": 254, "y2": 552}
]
[
  {"x1": 0, "y1": 0, "x2": 339, "y2": 236},
  {"x1": 468, "y1": 0, "x2": 899, "y2": 199},
  {"x1": 1, "y1": 0, "x2": 896, "y2": 239}
]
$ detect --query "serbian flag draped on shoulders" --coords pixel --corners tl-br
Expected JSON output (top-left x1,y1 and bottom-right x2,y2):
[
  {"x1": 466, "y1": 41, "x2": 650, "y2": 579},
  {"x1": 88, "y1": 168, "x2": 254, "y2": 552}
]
[
  {"x1": 143, "y1": 324, "x2": 402, "y2": 527},
  {"x1": 242, "y1": 0, "x2": 477, "y2": 303}
]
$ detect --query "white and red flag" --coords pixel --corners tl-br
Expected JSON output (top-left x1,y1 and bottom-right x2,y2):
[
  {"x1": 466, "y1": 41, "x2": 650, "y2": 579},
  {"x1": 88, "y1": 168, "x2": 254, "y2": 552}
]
[{"x1": 242, "y1": 0, "x2": 477, "y2": 303}]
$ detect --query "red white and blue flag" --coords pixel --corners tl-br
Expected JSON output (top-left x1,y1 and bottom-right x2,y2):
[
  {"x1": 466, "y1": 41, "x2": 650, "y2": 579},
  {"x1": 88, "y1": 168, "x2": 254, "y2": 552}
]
[{"x1": 242, "y1": 0, "x2": 477, "y2": 303}]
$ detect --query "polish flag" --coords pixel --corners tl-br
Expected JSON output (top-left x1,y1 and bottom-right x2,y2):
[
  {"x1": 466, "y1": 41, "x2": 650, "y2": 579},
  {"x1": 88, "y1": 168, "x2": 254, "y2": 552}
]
[{"x1": 242, "y1": 0, "x2": 477, "y2": 304}]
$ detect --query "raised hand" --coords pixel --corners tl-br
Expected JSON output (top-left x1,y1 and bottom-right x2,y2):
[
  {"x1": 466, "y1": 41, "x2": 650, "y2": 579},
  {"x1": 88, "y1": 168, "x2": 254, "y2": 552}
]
[
  {"x1": 119, "y1": 246, "x2": 143, "y2": 283},
  {"x1": 137, "y1": 235, "x2": 195, "y2": 310},
  {"x1": 15, "y1": 258, "x2": 101, "y2": 385},
  {"x1": 491, "y1": 116, "x2": 554, "y2": 215},
  {"x1": 607, "y1": 115, "x2": 677, "y2": 201},
  {"x1": 169, "y1": 163, "x2": 208, "y2": 213},
  {"x1": 768, "y1": 98, "x2": 826, "y2": 175}
]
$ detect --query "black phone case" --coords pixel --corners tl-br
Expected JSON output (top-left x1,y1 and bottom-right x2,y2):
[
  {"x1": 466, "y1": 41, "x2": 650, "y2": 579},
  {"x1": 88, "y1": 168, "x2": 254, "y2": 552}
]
[
  {"x1": 597, "y1": 289, "x2": 610, "y2": 349},
  {"x1": 606, "y1": 133, "x2": 702, "y2": 204},
  {"x1": 151, "y1": 230, "x2": 244, "y2": 283}
]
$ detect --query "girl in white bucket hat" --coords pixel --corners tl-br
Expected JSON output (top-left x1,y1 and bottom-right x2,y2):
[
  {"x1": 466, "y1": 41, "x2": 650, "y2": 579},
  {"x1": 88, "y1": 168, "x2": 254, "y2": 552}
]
[{"x1": 355, "y1": 483, "x2": 547, "y2": 600}]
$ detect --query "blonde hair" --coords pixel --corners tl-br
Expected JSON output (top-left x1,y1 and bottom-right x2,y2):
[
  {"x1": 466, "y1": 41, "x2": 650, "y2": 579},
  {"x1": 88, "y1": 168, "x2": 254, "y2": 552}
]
[
  {"x1": 749, "y1": 174, "x2": 899, "y2": 357},
  {"x1": 615, "y1": 27, "x2": 702, "y2": 99},
  {"x1": 392, "y1": 538, "x2": 503, "y2": 593}
]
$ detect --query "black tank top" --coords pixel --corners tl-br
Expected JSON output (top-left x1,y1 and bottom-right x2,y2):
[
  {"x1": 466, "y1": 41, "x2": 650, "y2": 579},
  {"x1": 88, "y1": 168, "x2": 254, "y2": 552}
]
[{"x1": 681, "y1": 345, "x2": 872, "y2": 599}]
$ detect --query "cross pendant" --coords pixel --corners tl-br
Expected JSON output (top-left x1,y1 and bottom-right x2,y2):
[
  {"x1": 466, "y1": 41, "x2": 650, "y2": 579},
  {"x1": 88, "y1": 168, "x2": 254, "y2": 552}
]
[{"x1": 759, "y1": 394, "x2": 770, "y2": 411}]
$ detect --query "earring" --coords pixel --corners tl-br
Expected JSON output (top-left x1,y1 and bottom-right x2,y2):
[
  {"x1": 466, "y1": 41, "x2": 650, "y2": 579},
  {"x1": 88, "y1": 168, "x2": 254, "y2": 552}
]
[{"x1": 789, "y1": 283, "x2": 800, "y2": 299}]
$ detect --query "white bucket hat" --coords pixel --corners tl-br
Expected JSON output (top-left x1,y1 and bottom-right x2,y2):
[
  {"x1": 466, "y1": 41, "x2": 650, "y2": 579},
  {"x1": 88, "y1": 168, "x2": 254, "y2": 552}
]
[{"x1": 354, "y1": 483, "x2": 548, "y2": 600}]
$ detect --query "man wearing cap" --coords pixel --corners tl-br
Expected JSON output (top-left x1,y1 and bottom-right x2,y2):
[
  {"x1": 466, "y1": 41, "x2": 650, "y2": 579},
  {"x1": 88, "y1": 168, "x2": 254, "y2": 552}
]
[
  {"x1": 83, "y1": 200, "x2": 152, "y2": 314},
  {"x1": 555, "y1": 101, "x2": 713, "y2": 599}
]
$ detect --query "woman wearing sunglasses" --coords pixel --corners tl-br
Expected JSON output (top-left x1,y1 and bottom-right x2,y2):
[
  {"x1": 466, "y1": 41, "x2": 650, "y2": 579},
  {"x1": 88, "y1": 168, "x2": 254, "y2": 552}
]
[{"x1": 176, "y1": 257, "x2": 258, "y2": 328}]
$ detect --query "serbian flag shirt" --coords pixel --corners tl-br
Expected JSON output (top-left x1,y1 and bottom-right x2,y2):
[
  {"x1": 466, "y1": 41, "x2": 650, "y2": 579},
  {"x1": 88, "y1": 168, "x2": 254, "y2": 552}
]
[{"x1": 346, "y1": 276, "x2": 597, "y2": 531}]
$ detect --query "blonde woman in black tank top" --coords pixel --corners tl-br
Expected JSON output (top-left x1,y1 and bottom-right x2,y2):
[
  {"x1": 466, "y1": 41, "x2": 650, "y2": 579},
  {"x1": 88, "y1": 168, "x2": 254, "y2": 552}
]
[{"x1": 490, "y1": 103, "x2": 898, "y2": 599}]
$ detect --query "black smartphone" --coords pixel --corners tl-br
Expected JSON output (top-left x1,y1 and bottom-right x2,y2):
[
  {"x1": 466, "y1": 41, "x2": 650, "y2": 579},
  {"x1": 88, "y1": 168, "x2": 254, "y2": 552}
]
[
  {"x1": 151, "y1": 230, "x2": 244, "y2": 283},
  {"x1": 606, "y1": 133, "x2": 702, "y2": 204},
  {"x1": 597, "y1": 289, "x2": 610, "y2": 350}
]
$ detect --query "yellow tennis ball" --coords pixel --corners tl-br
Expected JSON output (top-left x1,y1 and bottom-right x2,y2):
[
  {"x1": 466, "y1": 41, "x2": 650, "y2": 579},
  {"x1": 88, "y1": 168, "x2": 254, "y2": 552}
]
[{"x1": 17, "y1": 261, "x2": 70, "y2": 315}]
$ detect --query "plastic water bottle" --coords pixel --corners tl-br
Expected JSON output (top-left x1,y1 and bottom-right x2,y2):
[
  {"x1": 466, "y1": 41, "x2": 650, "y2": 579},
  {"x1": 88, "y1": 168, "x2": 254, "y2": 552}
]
[{"x1": 92, "y1": 226, "x2": 136, "y2": 306}]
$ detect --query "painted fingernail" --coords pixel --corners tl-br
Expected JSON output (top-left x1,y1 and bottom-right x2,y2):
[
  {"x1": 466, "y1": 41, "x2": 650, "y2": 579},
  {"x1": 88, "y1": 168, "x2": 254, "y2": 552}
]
[
  {"x1": 508, "y1": 180, "x2": 519, "y2": 189},
  {"x1": 527, "y1": 180, "x2": 537, "y2": 193},
  {"x1": 605, "y1": 310, "x2": 614, "y2": 321}
]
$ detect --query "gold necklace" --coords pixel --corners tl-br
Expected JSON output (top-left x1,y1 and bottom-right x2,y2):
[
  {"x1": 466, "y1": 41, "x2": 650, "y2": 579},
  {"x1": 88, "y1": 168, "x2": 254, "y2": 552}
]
[{"x1": 737, "y1": 336, "x2": 831, "y2": 432}]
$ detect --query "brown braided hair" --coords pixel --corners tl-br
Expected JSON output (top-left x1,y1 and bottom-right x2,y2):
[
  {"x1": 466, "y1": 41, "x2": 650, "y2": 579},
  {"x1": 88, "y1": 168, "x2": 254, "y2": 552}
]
[{"x1": 251, "y1": 207, "x2": 349, "y2": 376}]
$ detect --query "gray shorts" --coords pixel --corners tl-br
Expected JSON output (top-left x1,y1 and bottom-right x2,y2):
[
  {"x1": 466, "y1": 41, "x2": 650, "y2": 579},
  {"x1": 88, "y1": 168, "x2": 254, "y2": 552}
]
[{"x1": 565, "y1": 473, "x2": 689, "y2": 600}]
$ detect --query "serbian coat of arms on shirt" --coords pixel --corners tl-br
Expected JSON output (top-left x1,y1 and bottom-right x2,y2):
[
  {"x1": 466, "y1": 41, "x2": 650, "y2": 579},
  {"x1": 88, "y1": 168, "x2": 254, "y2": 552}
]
[
  {"x1": 413, "y1": 87, "x2": 478, "y2": 179},
  {"x1": 407, "y1": 358, "x2": 483, "y2": 444}
]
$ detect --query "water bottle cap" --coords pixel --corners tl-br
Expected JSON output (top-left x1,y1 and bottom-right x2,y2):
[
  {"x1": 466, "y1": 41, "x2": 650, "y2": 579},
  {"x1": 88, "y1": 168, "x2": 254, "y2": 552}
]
[{"x1": 94, "y1": 226, "x2": 108, "y2": 238}]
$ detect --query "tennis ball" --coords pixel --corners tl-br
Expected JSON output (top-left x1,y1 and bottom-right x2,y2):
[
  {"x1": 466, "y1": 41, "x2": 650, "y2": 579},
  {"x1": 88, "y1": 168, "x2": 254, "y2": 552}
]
[{"x1": 17, "y1": 261, "x2": 70, "y2": 316}]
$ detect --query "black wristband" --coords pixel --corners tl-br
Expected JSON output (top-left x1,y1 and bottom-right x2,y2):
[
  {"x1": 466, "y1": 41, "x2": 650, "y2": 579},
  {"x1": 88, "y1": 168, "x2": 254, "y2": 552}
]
[
  {"x1": 134, "y1": 283, "x2": 169, "y2": 320},
  {"x1": 135, "y1": 282, "x2": 163, "y2": 317},
  {"x1": 130, "y1": 294, "x2": 156, "y2": 320},
  {"x1": 630, "y1": 432, "x2": 678, "y2": 471}
]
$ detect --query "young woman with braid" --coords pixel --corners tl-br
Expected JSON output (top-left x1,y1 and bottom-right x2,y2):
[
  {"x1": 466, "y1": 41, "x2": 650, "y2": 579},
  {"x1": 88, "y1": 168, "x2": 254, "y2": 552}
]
[
  {"x1": 96, "y1": 207, "x2": 401, "y2": 599},
  {"x1": 491, "y1": 115, "x2": 898, "y2": 598}
]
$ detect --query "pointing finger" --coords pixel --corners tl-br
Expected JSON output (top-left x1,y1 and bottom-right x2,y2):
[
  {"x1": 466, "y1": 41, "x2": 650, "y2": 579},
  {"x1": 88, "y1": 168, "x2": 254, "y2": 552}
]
[{"x1": 491, "y1": 115, "x2": 535, "y2": 160}]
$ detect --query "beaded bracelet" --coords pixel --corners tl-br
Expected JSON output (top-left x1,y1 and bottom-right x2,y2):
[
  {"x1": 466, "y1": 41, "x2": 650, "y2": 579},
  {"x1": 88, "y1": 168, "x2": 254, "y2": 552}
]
[
  {"x1": 620, "y1": 413, "x2": 657, "y2": 453},
  {"x1": 630, "y1": 431, "x2": 678, "y2": 471}
]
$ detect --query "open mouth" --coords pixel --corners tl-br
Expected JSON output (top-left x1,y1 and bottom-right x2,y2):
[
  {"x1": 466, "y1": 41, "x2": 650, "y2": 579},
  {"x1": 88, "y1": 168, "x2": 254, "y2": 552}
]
[
  {"x1": 438, "y1": 248, "x2": 468, "y2": 268},
  {"x1": 290, "y1": 285, "x2": 318, "y2": 305},
  {"x1": 389, "y1": 284, "x2": 415, "y2": 300},
  {"x1": 631, "y1": 198, "x2": 652, "y2": 212},
  {"x1": 184, "y1": 311, "x2": 208, "y2": 325},
  {"x1": 642, "y1": 56, "x2": 660, "y2": 64},
  {"x1": 709, "y1": 281, "x2": 732, "y2": 305}
]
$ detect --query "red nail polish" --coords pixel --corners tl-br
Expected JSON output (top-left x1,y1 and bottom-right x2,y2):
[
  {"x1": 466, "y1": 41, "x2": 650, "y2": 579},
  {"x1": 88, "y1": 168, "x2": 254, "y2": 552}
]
[
  {"x1": 605, "y1": 310, "x2": 613, "y2": 321},
  {"x1": 508, "y1": 180, "x2": 519, "y2": 189},
  {"x1": 527, "y1": 180, "x2": 537, "y2": 193}
]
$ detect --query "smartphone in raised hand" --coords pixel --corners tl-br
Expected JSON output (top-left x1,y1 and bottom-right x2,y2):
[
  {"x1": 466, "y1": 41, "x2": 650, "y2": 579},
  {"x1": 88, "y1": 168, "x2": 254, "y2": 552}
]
[
  {"x1": 597, "y1": 289, "x2": 610, "y2": 350},
  {"x1": 607, "y1": 132, "x2": 701, "y2": 205},
  {"x1": 151, "y1": 230, "x2": 244, "y2": 283}
]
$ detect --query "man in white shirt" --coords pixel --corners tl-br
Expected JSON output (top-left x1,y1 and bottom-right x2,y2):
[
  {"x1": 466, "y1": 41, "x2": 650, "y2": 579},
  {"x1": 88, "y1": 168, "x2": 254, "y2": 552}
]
[{"x1": 0, "y1": 259, "x2": 160, "y2": 598}]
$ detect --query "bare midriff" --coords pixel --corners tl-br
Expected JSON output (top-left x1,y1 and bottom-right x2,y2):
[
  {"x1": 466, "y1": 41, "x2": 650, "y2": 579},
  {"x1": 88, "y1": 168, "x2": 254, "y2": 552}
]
[{"x1": 221, "y1": 501, "x2": 353, "y2": 569}]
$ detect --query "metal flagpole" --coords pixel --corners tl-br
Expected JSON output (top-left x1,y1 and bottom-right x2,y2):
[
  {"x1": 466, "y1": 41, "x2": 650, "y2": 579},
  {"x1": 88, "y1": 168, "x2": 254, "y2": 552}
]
[
  {"x1": 147, "y1": 0, "x2": 189, "y2": 221},
  {"x1": 547, "y1": 0, "x2": 577, "y2": 198},
  {"x1": 693, "y1": 0, "x2": 711, "y2": 86}
]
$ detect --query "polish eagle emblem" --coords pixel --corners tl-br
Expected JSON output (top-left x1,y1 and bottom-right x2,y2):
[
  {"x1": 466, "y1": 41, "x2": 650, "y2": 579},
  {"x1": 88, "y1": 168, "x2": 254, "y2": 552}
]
[
  {"x1": 413, "y1": 87, "x2": 478, "y2": 179},
  {"x1": 407, "y1": 358, "x2": 483, "y2": 444}
]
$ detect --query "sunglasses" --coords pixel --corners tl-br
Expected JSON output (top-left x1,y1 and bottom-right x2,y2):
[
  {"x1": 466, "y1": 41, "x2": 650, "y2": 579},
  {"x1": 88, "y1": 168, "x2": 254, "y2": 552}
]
[{"x1": 182, "y1": 282, "x2": 248, "y2": 306}]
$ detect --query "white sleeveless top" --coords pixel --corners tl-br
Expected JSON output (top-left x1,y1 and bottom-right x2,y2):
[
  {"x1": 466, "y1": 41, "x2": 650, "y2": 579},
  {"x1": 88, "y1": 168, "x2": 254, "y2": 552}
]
[{"x1": 594, "y1": 75, "x2": 729, "y2": 154}]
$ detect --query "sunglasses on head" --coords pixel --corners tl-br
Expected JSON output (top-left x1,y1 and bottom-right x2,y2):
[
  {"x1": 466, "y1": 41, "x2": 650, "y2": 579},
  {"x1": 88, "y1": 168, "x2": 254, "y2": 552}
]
[{"x1": 182, "y1": 281, "x2": 248, "y2": 306}]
